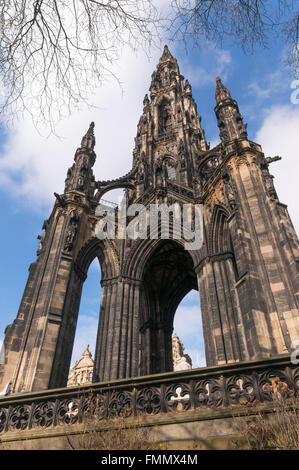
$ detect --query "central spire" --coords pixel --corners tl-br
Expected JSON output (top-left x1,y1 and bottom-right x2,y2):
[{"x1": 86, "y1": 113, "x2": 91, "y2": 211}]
[
  {"x1": 130, "y1": 45, "x2": 208, "y2": 198},
  {"x1": 160, "y1": 44, "x2": 174, "y2": 62},
  {"x1": 80, "y1": 121, "x2": 95, "y2": 150},
  {"x1": 150, "y1": 45, "x2": 180, "y2": 95}
]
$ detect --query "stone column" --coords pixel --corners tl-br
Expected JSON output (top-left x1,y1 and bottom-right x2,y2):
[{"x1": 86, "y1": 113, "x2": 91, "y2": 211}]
[
  {"x1": 196, "y1": 256, "x2": 244, "y2": 366},
  {"x1": 93, "y1": 278, "x2": 141, "y2": 382}
]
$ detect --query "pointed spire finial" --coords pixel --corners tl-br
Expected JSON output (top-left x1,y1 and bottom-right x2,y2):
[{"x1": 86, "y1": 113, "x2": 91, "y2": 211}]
[
  {"x1": 143, "y1": 94, "x2": 149, "y2": 107},
  {"x1": 215, "y1": 76, "x2": 231, "y2": 102},
  {"x1": 81, "y1": 122, "x2": 95, "y2": 149},
  {"x1": 214, "y1": 77, "x2": 247, "y2": 142},
  {"x1": 82, "y1": 345, "x2": 92, "y2": 358},
  {"x1": 160, "y1": 44, "x2": 173, "y2": 61}
]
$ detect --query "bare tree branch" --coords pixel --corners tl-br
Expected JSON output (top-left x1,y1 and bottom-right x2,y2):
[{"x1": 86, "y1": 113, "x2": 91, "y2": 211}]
[
  {"x1": 169, "y1": 0, "x2": 299, "y2": 77},
  {"x1": 0, "y1": 0, "x2": 162, "y2": 132}
]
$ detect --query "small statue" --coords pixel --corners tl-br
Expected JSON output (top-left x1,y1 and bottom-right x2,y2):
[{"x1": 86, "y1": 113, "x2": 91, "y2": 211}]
[
  {"x1": 223, "y1": 174, "x2": 236, "y2": 210},
  {"x1": 172, "y1": 333, "x2": 192, "y2": 371}
]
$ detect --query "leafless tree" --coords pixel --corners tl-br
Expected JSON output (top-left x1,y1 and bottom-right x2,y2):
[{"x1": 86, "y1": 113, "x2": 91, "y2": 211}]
[
  {"x1": 0, "y1": 0, "x2": 161, "y2": 131},
  {"x1": 170, "y1": 0, "x2": 299, "y2": 77}
]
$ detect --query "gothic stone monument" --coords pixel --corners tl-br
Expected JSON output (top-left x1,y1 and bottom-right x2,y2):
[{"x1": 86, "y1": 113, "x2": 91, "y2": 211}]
[{"x1": 1, "y1": 46, "x2": 299, "y2": 394}]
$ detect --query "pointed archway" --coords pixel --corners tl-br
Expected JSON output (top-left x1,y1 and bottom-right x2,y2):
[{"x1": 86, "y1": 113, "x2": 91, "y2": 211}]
[{"x1": 138, "y1": 240, "x2": 199, "y2": 375}]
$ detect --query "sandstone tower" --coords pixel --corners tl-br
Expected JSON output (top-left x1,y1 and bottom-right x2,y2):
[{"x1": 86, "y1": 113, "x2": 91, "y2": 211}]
[{"x1": 1, "y1": 46, "x2": 299, "y2": 394}]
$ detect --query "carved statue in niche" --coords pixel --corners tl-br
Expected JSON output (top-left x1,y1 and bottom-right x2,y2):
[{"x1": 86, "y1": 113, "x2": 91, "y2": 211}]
[
  {"x1": 178, "y1": 139, "x2": 184, "y2": 154},
  {"x1": 137, "y1": 162, "x2": 145, "y2": 183},
  {"x1": 235, "y1": 114, "x2": 248, "y2": 138},
  {"x1": 77, "y1": 175, "x2": 85, "y2": 191},
  {"x1": 64, "y1": 210, "x2": 79, "y2": 252},
  {"x1": 151, "y1": 70, "x2": 161, "y2": 90},
  {"x1": 137, "y1": 151, "x2": 147, "y2": 184},
  {"x1": 185, "y1": 110, "x2": 190, "y2": 124},
  {"x1": 193, "y1": 177, "x2": 201, "y2": 194},
  {"x1": 180, "y1": 154, "x2": 186, "y2": 169},
  {"x1": 170, "y1": 70, "x2": 176, "y2": 84},
  {"x1": 64, "y1": 166, "x2": 73, "y2": 190},
  {"x1": 76, "y1": 157, "x2": 89, "y2": 191},
  {"x1": 158, "y1": 99, "x2": 172, "y2": 134},
  {"x1": 155, "y1": 156, "x2": 167, "y2": 187},
  {"x1": 37, "y1": 219, "x2": 49, "y2": 254},
  {"x1": 164, "y1": 157, "x2": 176, "y2": 181},
  {"x1": 178, "y1": 139, "x2": 186, "y2": 169},
  {"x1": 218, "y1": 121, "x2": 229, "y2": 141},
  {"x1": 161, "y1": 67, "x2": 170, "y2": 87},
  {"x1": 37, "y1": 234, "x2": 45, "y2": 253},
  {"x1": 177, "y1": 105, "x2": 182, "y2": 122},
  {"x1": 190, "y1": 131, "x2": 202, "y2": 159},
  {"x1": 222, "y1": 171, "x2": 237, "y2": 210},
  {"x1": 64, "y1": 225, "x2": 76, "y2": 252},
  {"x1": 162, "y1": 159, "x2": 169, "y2": 182},
  {"x1": 140, "y1": 117, "x2": 147, "y2": 134},
  {"x1": 262, "y1": 165, "x2": 277, "y2": 199}
]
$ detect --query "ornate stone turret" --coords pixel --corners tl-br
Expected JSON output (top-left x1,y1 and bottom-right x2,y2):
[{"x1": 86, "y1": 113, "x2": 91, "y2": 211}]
[
  {"x1": 64, "y1": 122, "x2": 96, "y2": 198},
  {"x1": 80, "y1": 121, "x2": 96, "y2": 151},
  {"x1": 67, "y1": 345, "x2": 94, "y2": 386},
  {"x1": 214, "y1": 76, "x2": 247, "y2": 143}
]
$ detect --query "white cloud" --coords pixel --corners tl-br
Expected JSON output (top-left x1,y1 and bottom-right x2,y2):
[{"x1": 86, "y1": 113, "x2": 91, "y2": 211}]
[
  {"x1": 179, "y1": 45, "x2": 232, "y2": 88},
  {"x1": 0, "y1": 47, "x2": 162, "y2": 212},
  {"x1": 255, "y1": 104, "x2": 299, "y2": 235},
  {"x1": 248, "y1": 69, "x2": 288, "y2": 100},
  {"x1": 0, "y1": 39, "x2": 232, "y2": 212}
]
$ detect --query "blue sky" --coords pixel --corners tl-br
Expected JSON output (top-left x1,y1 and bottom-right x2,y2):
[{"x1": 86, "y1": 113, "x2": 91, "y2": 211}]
[{"x1": 0, "y1": 28, "x2": 299, "y2": 372}]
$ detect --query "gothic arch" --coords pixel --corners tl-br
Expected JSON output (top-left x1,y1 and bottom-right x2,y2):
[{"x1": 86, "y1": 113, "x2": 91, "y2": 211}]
[
  {"x1": 95, "y1": 182, "x2": 135, "y2": 202},
  {"x1": 156, "y1": 93, "x2": 172, "y2": 106},
  {"x1": 162, "y1": 154, "x2": 177, "y2": 165},
  {"x1": 74, "y1": 236, "x2": 120, "y2": 281},
  {"x1": 135, "y1": 238, "x2": 200, "y2": 375},
  {"x1": 49, "y1": 237, "x2": 120, "y2": 387},
  {"x1": 208, "y1": 205, "x2": 231, "y2": 255},
  {"x1": 124, "y1": 228, "x2": 201, "y2": 281}
]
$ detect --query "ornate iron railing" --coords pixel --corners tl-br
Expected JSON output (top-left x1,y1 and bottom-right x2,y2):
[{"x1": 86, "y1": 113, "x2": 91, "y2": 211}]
[{"x1": 0, "y1": 355, "x2": 298, "y2": 434}]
